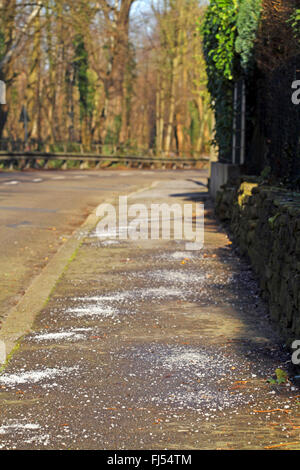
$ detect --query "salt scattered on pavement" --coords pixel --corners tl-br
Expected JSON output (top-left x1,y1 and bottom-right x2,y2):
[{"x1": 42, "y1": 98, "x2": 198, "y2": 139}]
[{"x1": 0, "y1": 366, "x2": 78, "y2": 387}]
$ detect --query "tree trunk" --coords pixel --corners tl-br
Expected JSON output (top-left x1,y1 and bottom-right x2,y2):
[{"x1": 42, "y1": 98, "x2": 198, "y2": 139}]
[{"x1": 164, "y1": 56, "x2": 178, "y2": 155}]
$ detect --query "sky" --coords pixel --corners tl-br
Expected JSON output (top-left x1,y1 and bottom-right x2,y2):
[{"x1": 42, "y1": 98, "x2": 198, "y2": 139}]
[
  {"x1": 130, "y1": 0, "x2": 156, "y2": 18},
  {"x1": 131, "y1": 0, "x2": 209, "y2": 18}
]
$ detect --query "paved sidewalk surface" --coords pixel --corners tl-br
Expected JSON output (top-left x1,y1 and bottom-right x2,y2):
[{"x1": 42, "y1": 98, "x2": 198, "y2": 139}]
[{"x1": 0, "y1": 175, "x2": 299, "y2": 450}]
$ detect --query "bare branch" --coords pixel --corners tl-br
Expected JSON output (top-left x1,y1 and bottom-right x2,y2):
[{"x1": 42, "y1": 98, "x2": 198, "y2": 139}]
[{"x1": 0, "y1": 1, "x2": 43, "y2": 71}]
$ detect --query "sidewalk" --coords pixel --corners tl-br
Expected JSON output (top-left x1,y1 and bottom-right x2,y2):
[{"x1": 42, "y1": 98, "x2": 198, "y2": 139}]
[{"x1": 0, "y1": 176, "x2": 299, "y2": 450}]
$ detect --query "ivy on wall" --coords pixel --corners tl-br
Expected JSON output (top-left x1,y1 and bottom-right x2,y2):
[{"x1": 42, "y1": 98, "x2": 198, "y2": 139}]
[
  {"x1": 201, "y1": 0, "x2": 239, "y2": 161},
  {"x1": 202, "y1": 0, "x2": 300, "y2": 185},
  {"x1": 290, "y1": 8, "x2": 300, "y2": 40},
  {"x1": 201, "y1": 0, "x2": 262, "y2": 161},
  {"x1": 235, "y1": 0, "x2": 262, "y2": 72}
]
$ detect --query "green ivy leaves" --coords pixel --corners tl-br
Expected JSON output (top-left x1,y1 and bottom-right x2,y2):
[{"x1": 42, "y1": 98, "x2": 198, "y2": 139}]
[
  {"x1": 235, "y1": 0, "x2": 262, "y2": 72},
  {"x1": 201, "y1": 0, "x2": 263, "y2": 161},
  {"x1": 201, "y1": 0, "x2": 239, "y2": 160},
  {"x1": 202, "y1": 0, "x2": 238, "y2": 82},
  {"x1": 290, "y1": 8, "x2": 300, "y2": 41}
]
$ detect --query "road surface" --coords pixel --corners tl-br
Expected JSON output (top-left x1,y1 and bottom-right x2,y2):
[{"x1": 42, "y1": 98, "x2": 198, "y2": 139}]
[{"x1": 0, "y1": 169, "x2": 206, "y2": 326}]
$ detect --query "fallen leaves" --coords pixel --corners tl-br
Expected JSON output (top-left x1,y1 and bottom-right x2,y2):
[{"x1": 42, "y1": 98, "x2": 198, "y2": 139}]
[
  {"x1": 230, "y1": 380, "x2": 248, "y2": 391},
  {"x1": 253, "y1": 409, "x2": 291, "y2": 414},
  {"x1": 264, "y1": 442, "x2": 300, "y2": 449},
  {"x1": 154, "y1": 418, "x2": 163, "y2": 424}
]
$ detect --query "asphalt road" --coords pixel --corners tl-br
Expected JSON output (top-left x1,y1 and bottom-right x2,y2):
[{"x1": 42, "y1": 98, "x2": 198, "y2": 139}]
[{"x1": 0, "y1": 168, "x2": 207, "y2": 327}]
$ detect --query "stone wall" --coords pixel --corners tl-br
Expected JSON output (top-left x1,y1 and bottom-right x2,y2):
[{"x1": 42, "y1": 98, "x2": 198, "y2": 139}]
[{"x1": 216, "y1": 179, "x2": 300, "y2": 343}]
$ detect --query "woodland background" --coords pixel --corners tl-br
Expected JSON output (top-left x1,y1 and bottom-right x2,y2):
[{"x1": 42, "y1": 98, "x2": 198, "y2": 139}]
[{"x1": 0, "y1": 0, "x2": 213, "y2": 156}]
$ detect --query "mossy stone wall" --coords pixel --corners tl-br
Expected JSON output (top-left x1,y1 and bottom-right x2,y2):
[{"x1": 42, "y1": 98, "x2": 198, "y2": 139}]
[{"x1": 216, "y1": 180, "x2": 300, "y2": 343}]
